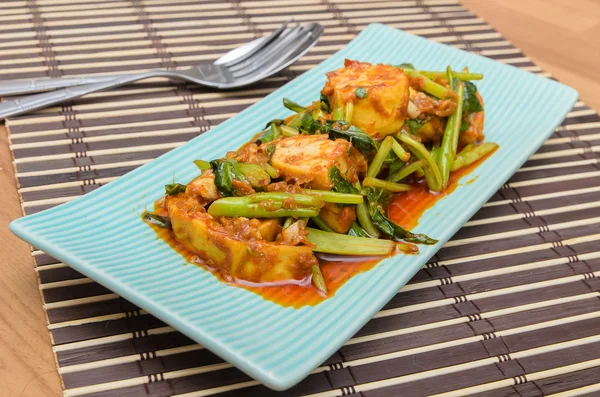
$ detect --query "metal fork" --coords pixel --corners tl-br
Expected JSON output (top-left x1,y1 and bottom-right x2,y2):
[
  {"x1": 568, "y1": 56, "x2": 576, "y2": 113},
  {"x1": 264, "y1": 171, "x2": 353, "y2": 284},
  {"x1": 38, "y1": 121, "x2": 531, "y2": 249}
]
[{"x1": 0, "y1": 22, "x2": 323, "y2": 120}]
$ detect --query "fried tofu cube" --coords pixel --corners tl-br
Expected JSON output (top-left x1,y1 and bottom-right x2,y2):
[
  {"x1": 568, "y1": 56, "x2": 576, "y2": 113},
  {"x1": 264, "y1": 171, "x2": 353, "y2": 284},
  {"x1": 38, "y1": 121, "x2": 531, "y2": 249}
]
[
  {"x1": 318, "y1": 203, "x2": 356, "y2": 234},
  {"x1": 322, "y1": 59, "x2": 410, "y2": 137},
  {"x1": 185, "y1": 170, "x2": 220, "y2": 203},
  {"x1": 168, "y1": 199, "x2": 316, "y2": 283},
  {"x1": 271, "y1": 134, "x2": 366, "y2": 190}
]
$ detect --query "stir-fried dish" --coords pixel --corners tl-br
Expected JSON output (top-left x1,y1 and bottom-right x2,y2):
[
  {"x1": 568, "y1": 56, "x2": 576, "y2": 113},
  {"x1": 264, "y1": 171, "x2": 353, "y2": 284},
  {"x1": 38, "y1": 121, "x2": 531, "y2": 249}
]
[{"x1": 143, "y1": 60, "x2": 497, "y2": 300}]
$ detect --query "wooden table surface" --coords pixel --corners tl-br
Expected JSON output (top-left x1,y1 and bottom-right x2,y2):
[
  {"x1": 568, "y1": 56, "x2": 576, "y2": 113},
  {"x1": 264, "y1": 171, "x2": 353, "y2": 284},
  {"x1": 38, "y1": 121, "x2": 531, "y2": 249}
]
[{"x1": 1, "y1": 1, "x2": 599, "y2": 396}]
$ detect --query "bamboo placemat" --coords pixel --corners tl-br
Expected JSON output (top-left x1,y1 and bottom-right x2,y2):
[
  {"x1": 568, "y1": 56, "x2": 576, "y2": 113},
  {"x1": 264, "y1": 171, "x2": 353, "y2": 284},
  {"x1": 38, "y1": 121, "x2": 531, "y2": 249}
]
[{"x1": 3, "y1": 1, "x2": 600, "y2": 396}]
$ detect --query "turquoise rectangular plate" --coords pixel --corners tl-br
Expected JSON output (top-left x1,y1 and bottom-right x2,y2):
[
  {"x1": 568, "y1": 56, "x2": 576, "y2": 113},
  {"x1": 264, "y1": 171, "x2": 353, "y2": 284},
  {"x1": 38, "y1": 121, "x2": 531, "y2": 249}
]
[{"x1": 10, "y1": 24, "x2": 578, "y2": 390}]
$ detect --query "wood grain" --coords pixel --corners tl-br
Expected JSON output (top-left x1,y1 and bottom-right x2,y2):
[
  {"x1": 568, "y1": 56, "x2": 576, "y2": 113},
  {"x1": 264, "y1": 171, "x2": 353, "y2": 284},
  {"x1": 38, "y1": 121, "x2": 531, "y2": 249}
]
[
  {"x1": 0, "y1": 124, "x2": 63, "y2": 397},
  {"x1": 461, "y1": 0, "x2": 600, "y2": 111},
  {"x1": 0, "y1": 1, "x2": 598, "y2": 396}
]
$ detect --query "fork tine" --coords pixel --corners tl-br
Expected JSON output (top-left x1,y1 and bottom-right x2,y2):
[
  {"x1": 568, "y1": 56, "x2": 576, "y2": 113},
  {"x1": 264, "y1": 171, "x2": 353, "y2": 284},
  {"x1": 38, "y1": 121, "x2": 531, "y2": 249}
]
[
  {"x1": 231, "y1": 25, "x2": 320, "y2": 84},
  {"x1": 219, "y1": 20, "x2": 291, "y2": 68},
  {"x1": 228, "y1": 26, "x2": 306, "y2": 75},
  {"x1": 231, "y1": 26, "x2": 317, "y2": 80}
]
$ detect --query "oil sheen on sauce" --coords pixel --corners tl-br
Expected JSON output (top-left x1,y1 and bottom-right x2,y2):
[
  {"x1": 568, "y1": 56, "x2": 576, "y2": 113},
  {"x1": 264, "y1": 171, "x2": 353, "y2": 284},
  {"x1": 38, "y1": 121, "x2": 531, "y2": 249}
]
[{"x1": 149, "y1": 150, "x2": 495, "y2": 308}]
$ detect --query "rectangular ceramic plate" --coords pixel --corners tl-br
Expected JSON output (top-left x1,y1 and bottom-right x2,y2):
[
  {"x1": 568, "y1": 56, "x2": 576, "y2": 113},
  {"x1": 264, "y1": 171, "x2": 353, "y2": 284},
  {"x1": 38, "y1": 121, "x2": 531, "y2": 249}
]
[{"x1": 10, "y1": 24, "x2": 578, "y2": 391}]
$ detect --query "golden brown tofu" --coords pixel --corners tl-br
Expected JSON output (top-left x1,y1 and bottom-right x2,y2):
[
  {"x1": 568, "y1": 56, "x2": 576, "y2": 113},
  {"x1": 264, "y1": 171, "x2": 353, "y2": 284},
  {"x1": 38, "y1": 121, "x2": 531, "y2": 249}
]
[
  {"x1": 168, "y1": 198, "x2": 316, "y2": 283},
  {"x1": 322, "y1": 59, "x2": 410, "y2": 137},
  {"x1": 271, "y1": 134, "x2": 367, "y2": 190},
  {"x1": 257, "y1": 219, "x2": 282, "y2": 242},
  {"x1": 318, "y1": 203, "x2": 356, "y2": 234},
  {"x1": 185, "y1": 170, "x2": 220, "y2": 203}
]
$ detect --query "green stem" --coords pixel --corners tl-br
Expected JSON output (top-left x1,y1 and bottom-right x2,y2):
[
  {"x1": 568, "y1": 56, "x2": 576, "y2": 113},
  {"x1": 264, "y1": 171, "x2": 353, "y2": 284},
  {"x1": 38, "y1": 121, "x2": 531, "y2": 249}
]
[
  {"x1": 355, "y1": 181, "x2": 380, "y2": 238},
  {"x1": 348, "y1": 222, "x2": 370, "y2": 238},
  {"x1": 367, "y1": 136, "x2": 394, "y2": 178},
  {"x1": 404, "y1": 69, "x2": 452, "y2": 99},
  {"x1": 262, "y1": 163, "x2": 279, "y2": 178},
  {"x1": 280, "y1": 125, "x2": 299, "y2": 137},
  {"x1": 396, "y1": 132, "x2": 442, "y2": 191},
  {"x1": 391, "y1": 139, "x2": 411, "y2": 162},
  {"x1": 451, "y1": 142, "x2": 498, "y2": 171},
  {"x1": 311, "y1": 265, "x2": 328, "y2": 294},
  {"x1": 142, "y1": 211, "x2": 171, "y2": 229},
  {"x1": 193, "y1": 160, "x2": 211, "y2": 171},
  {"x1": 208, "y1": 197, "x2": 320, "y2": 218},
  {"x1": 332, "y1": 106, "x2": 344, "y2": 120},
  {"x1": 306, "y1": 189, "x2": 364, "y2": 204},
  {"x1": 451, "y1": 83, "x2": 465, "y2": 154},
  {"x1": 363, "y1": 177, "x2": 412, "y2": 192},
  {"x1": 311, "y1": 216, "x2": 335, "y2": 232},
  {"x1": 246, "y1": 193, "x2": 323, "y2": 207},
  {"x1": 387, "y1": 160, "x2": 425, "y2": 182},
  {"x1": 283, "y1": 98, "x2": 306, "y2": 113},
  {"x1": 438, "y1": 81, "x2": 465, "y2": 188},
  {"x1": 287, "y1": 111, "x2": 305, "y2": 127},
  {"x1": 283, "y1": 217, "x2": 294, "y2": 229},
  {"x1": 418, "y1": 70, "x2": 483, "y2": 81},
  {"x1": 306, "y1": 228, "x2": 394, "y2": 255}
]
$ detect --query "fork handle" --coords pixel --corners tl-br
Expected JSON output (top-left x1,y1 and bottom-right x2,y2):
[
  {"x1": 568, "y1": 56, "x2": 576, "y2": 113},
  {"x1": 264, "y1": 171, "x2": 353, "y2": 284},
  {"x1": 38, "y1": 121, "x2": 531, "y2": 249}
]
[
  {"x1": 0, "y1": 74, "x2": 129, "y2": 97},
  {"x1": 0, "y1": 71, "x2": 177, "y2": 120}
]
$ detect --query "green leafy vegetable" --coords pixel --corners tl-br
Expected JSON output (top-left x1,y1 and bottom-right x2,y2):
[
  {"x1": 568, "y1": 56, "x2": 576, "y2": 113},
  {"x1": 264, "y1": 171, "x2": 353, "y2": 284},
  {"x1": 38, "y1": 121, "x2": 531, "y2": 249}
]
[
  {"x1": 406, "y1": 119, "x2": 424, "y2": 136},
  {"x1": 255, "y1": 120, "x2": 282, "y2": 144},
  {"x1": 462, "y1": 80, "x2": 483, "y2": 115},
  {"x1": 300, "y1": 112, "x2": 315, "y2": 133},
  {"x1": 193, "y1": 160, "x2": 210, "y2": 171},
  {"x1": 210, "y1": 160, "x2": 246, "y2": 197},
  {"x1": 262, "y1": 119, "x2": 283, "y2": 130},
  {"x1": 308, "y1": 120, "x2": 377, "y2": 158},
  {"x1": 266, "y1": 143, "x2": 276, "y2": 158},
  {"x1": 320, "y1": 93, "x2": 330, "y2": 112},
  {"x1": 232, "y1": 162, "x2": 271, "y2": 188},
  {"x1": 387, "y1": 158, "x2": 406, "y2": 181},
  {"x1": 329, "y1": 166, "x2": 359, "y2": 194},
  {"x1": 311, "y1": 216, "x2": 335, "y2": 233},
  {"x1": 348, "y1": 222, "x2": 371, "y2": 238},
  {"x1": 355, "y1": 87, "x2": 368, "y2": 98},
  {"x1": 283, "y1": 97, "x2": 306, "y2": 113},
  {"x1": 363, "y1": 187, "x2": 437, "y2": 245},
  {"x1": 460, "y1": 119, "x2": 469, "y2": 133},
  {"x1": 142, "y1": 211, "x2": 171, "y2": 229},
  {"x1": 165, "y1": 183, "x2": 186, "y2": 196}
]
